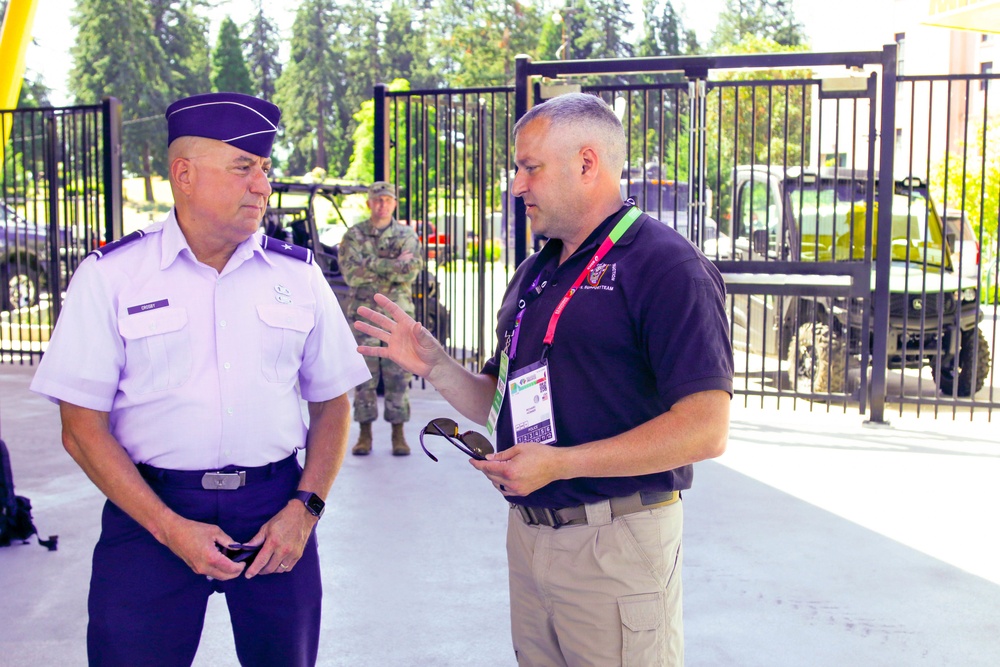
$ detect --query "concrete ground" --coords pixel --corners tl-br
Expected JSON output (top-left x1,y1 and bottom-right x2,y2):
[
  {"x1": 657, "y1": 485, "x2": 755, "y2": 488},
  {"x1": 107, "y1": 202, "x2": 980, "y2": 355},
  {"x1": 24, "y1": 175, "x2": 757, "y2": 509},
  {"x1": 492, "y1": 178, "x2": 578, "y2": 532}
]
[{"x1": 1, "y1": 361, "x2": 998, "y2": 666}]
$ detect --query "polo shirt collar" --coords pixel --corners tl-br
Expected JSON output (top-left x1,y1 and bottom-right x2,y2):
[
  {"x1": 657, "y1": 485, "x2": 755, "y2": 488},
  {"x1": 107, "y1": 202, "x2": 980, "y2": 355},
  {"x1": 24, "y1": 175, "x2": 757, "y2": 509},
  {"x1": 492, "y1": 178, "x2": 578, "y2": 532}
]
[{"x1": 540, "y1": 200, "x2": 646, "y2": 268}]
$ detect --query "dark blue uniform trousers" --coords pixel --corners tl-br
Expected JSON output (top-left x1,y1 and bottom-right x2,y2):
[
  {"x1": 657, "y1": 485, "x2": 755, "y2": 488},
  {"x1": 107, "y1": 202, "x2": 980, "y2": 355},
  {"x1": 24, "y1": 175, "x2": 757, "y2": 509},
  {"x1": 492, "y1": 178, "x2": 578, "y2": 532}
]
[{"x1": 88, "y1": 456, "x2": 321, "y2": 667}]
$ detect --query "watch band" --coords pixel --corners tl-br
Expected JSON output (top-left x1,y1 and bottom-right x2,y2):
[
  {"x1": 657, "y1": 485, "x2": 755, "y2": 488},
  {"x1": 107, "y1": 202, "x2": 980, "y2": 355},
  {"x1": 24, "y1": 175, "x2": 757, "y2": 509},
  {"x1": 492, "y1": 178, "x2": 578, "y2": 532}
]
[{"x1": 295, "y1": 490, "x2": 325, "y2": 519}]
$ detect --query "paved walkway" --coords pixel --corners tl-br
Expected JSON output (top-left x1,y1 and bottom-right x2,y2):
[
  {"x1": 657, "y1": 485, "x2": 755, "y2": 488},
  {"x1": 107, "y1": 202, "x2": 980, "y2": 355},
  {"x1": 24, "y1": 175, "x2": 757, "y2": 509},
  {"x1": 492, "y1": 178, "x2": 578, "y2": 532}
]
[{"x1": 1, "y1": 361, "x2": 998, "y2": 666}]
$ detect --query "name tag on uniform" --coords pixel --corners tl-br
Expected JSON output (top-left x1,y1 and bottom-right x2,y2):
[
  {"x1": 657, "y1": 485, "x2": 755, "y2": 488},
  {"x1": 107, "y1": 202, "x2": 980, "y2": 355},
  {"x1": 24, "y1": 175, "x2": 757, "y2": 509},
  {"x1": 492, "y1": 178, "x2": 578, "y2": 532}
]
[{"x1": 507, "y1": 359, "x2": 557, "y2": 445}]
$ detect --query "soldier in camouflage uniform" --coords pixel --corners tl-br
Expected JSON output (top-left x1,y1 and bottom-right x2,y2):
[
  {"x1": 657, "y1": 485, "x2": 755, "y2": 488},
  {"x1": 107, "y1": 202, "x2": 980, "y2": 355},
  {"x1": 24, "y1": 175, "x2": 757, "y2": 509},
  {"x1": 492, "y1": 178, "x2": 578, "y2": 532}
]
[{"x1": 339, "y1": 181, "x2": 423, "y2": 456}]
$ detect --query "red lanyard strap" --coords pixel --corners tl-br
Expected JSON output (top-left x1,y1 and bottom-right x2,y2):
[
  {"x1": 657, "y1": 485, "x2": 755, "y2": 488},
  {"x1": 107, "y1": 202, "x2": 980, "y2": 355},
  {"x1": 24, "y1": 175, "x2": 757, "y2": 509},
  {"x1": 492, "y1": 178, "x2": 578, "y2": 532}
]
[{"x1": 541, "y1": 206, "x2": 641, "y2": 355}]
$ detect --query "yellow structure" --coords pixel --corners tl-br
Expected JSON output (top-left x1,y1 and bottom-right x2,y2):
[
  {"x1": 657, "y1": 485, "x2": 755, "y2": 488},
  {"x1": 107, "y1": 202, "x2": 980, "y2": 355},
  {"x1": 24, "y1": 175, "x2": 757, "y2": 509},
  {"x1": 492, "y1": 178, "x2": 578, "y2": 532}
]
[
  {"x1": 1, "y1": 0, "x2": 39, "y2": 149},
  {"x1": 925, "y1": 0, "x2": 1000, "y2": 33}
]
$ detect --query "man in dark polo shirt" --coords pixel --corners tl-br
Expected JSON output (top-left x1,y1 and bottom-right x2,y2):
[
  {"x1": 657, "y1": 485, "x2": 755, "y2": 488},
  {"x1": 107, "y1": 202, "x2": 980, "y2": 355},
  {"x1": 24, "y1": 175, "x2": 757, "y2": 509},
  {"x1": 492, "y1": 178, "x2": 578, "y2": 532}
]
[{"x1": 354, "y1": 92, "x2": 733, "y2": 666}]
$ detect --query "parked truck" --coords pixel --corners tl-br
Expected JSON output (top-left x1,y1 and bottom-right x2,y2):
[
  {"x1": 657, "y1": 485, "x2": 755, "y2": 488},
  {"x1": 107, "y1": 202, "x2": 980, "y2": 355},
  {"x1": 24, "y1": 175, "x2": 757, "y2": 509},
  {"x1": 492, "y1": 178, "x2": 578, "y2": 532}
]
[{"x1": 728, "y1": 165, "x2": 991, "y2": 397}]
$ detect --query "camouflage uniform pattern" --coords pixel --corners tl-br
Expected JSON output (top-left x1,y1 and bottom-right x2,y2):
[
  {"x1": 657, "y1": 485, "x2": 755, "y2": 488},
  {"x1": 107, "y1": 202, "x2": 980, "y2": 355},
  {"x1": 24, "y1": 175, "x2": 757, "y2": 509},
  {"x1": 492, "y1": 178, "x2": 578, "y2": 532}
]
[{"x1": 339, "y1": 217, "x2": 423, "y2": 424}]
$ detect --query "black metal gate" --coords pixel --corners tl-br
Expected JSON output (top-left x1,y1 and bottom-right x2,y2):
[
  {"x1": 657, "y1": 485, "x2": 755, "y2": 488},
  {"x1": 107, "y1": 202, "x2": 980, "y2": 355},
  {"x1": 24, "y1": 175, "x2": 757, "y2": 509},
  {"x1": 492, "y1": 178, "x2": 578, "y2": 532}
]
[
  {"x1": 1, "y1": 99, "x2": 122, "y2": 363},
  {"x1": 375, "y1": 47, "x2": 1000, "y2": 421}
]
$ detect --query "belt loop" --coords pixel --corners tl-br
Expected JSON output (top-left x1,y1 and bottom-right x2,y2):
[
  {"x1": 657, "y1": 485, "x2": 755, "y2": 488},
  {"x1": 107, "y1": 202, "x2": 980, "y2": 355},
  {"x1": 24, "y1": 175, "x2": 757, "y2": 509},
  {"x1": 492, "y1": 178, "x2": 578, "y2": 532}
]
[{"x1": 584, "y1": 499, "x2": 612, "y2": 526}]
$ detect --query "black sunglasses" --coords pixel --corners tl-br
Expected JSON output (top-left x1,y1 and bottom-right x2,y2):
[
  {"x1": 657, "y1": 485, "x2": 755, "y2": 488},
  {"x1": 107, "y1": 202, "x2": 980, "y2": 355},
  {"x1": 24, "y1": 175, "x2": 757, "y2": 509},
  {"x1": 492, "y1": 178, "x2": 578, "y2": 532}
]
[
  {"x1": 419, "y1": 417, "x2": 494, "y2": 462},
  {"x1": 219, "y1": 543, "x2": 261, "y2": 565}
]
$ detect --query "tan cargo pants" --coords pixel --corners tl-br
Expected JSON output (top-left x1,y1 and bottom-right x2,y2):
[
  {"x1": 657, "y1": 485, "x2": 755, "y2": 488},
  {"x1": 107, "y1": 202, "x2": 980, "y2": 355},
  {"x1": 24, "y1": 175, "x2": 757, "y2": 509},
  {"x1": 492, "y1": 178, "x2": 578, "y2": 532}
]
[{"x1": 506, "y1": 500, "x2": 684, "y2": 667}]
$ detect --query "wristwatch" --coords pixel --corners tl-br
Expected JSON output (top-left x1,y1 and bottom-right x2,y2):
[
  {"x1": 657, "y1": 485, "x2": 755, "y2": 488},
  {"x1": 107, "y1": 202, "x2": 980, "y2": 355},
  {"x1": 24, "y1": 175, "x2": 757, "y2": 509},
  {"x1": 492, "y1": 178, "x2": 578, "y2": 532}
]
[{"x1": 294, "y1": 490, "x2": 325, "y2": 519}]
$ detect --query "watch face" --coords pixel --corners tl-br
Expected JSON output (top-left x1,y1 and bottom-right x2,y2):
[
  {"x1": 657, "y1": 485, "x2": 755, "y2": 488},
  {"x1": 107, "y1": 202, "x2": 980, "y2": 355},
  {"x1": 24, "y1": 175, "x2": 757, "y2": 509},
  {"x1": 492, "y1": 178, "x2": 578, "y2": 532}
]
[{"x1": 298, "y1": 491, "x2": 325, "y2": 517}]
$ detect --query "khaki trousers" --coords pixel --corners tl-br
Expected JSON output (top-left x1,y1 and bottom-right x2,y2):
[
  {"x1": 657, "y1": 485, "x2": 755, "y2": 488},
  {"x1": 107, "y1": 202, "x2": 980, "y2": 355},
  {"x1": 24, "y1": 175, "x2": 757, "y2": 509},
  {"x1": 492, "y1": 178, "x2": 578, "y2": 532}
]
[{"x1": 506, "y1": 500, "x2": 684, "y2": 667}]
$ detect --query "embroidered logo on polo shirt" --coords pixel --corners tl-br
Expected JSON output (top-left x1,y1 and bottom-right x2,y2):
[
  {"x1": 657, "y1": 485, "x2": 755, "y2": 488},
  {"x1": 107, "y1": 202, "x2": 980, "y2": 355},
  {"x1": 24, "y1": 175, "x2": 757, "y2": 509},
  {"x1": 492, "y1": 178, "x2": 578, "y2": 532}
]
[{"x1": 580, "y1": 262, "x2": 617, "y2": 291}]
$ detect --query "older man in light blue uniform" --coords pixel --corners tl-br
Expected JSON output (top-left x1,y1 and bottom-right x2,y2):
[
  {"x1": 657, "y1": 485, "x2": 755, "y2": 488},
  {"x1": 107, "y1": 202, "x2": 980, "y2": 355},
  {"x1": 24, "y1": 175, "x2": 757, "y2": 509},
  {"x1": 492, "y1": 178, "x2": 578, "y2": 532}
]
[{"x1": 30, "y1": 92, "x2": 370, "y2": 667}]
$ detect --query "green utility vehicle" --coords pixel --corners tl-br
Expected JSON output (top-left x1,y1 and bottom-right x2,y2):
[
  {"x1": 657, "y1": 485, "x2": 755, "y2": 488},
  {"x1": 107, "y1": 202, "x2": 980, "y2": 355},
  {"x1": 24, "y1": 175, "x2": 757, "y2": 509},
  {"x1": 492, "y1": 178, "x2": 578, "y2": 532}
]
[{"x1": 729, "y1": 166, "x2": 990, "y2": 397}]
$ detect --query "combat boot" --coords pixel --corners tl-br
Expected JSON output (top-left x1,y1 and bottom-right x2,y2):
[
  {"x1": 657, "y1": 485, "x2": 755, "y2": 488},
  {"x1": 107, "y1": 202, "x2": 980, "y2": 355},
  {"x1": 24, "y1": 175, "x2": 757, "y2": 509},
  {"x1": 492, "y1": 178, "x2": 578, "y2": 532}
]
[
  {"x1": 352, "y1": 422, "x2": 373, "y2": 456},
  {"x1": 391, "y1": 423, "x2": 410, "y2": 456}
]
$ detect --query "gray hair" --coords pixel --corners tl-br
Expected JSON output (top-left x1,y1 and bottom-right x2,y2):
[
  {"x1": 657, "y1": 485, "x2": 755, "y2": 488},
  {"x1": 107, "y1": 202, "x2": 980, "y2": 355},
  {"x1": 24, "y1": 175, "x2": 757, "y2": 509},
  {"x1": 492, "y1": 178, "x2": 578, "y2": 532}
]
[{"x1": 513, "y1": 93, "x2": 626, "y2": 175}]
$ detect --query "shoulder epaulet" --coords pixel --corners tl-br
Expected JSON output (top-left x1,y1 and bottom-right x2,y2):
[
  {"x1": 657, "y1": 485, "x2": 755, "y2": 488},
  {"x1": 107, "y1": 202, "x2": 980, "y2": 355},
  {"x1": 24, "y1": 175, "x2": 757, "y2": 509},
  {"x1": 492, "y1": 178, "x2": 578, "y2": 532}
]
[
  {"x1": 87, "y1": 230, "x2": 146, "y2": 259},
  {"x1": 260, "y1": 235, "x2": 313, "y2": 264}
]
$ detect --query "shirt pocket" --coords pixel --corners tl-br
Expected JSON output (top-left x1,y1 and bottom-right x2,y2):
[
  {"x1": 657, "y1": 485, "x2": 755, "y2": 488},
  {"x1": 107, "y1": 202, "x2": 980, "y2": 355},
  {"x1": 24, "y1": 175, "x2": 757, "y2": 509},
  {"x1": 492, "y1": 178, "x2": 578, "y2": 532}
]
[
  {"x1": 257, "y1": 304, "x2": 314, "y2": 383},
  {"x1": 118, "y1": 307, "x2": 192, "y2": 394}
]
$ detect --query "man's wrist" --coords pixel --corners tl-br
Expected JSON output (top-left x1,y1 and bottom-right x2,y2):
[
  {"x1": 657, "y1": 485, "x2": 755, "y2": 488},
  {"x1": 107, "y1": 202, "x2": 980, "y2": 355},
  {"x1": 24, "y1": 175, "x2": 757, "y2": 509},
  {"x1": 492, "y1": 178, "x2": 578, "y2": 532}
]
[{"x1": 293, "y1": 490, "x2": 325, "y2": 519}]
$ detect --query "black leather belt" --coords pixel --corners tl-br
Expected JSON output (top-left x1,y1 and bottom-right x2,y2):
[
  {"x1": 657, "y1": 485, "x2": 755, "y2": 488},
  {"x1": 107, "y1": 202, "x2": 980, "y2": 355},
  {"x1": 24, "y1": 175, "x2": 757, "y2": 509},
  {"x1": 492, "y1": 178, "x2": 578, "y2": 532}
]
[
  {"x1": 511, "y1": 490, "x2": 680, "y2": 529},
  {"x1": 137, "y1": 453, "x2": 297, "y2": 491}
]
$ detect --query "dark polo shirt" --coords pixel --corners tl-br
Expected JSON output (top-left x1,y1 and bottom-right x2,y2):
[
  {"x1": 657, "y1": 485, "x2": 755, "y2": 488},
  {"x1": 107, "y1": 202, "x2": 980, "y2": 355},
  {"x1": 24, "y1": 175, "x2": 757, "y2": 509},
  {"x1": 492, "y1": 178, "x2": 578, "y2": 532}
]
[{"x1": 482, "y1": 203, "x2": 734, "y2": 509}]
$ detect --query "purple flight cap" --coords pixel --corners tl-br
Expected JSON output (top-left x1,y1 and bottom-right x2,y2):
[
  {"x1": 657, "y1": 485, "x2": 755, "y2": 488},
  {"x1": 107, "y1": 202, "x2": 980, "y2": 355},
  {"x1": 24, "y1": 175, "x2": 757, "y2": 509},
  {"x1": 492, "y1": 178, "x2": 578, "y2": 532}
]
[{"x1": 165, "y1": 92, "x2": 281, "y2": 158}]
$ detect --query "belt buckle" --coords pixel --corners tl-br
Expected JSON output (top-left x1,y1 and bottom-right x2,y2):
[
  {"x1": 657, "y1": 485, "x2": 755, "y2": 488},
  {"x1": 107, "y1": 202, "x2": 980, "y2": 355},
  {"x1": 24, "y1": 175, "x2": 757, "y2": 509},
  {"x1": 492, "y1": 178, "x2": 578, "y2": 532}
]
[
  {"x1": 201, "y1": 471, "x2": 246, "y2": 490},
  {"x1": 513, "y1": 504, "x2": 562, "y2": 528}
]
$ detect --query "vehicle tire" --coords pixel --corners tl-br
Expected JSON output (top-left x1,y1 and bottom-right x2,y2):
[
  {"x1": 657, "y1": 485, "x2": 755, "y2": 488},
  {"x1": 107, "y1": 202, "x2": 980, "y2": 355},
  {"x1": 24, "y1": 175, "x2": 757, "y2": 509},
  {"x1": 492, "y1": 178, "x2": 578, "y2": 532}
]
[
  {"x1": 786, "y1": 322, "x2": 847, "y2": 394},
  {"x1": 1, "y1": 261, "x2": 40, "y2": 311},
  {"x1": 934, "y1": 328, "x2": 992, "y2": 397}
]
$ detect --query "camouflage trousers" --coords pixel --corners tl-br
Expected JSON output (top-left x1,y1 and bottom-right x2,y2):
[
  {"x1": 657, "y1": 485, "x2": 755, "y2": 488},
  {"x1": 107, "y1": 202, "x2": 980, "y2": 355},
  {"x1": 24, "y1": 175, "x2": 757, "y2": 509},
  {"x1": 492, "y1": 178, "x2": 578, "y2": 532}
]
[{"x1": 353, "y1": 332, "x2": 412, "y2": 424}]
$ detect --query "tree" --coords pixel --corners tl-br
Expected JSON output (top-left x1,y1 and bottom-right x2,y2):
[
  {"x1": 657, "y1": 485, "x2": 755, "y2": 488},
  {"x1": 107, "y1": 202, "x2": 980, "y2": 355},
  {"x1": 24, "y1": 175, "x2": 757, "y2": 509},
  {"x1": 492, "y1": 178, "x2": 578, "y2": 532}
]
[
  {"x1": 636, "y1": 0, "x2": 698, "y2": 58},
  {"x1": 931, "y1": 113, "x2": 1000, "y2": 250},
  {"x1": 69, "y1": 0, "x2": 171, "y2": 201},
  {"x1": 426, "y1": 0, "x2": 545, "y2": 86},
  {"x1": 149, "y1": 0, "x2": 212, "y2": 101},
  {"x1": 703, "y1": 34, "x2": 813, "y2": 225},
  {"x1": 380, "y1": 0, "x2": 438, "y2": 89},
  {"x1": 275, "y1": 0, "x2": 347, "y2": 175},
  {"x1": 243, "y1": 1, "x2": 283, "y2": 101},
  {"x1": 212, "y1": 16, "x2": 253, "y2": 94},
  {"x1": 710, "y1": 0, "x2": 807, "y2": 51}
]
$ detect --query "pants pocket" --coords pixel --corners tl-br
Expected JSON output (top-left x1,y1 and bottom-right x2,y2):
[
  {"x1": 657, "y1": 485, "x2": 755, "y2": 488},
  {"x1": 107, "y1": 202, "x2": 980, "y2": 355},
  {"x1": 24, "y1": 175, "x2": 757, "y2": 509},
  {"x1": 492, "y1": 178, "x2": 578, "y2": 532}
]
[{"x1": 619, "y1": 591, "x2": 664, "y2": 667}]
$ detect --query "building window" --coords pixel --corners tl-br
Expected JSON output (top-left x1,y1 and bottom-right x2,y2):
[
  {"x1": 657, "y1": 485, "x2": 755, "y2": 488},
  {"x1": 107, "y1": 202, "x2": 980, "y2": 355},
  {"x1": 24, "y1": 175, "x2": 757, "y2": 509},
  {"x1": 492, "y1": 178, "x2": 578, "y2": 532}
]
[
  {"x1": 895, "y1": 33, "x2": 906, "y2": 76},
  {"x1": 982, "y1": 62, "x2": 993, "y2": 91}
]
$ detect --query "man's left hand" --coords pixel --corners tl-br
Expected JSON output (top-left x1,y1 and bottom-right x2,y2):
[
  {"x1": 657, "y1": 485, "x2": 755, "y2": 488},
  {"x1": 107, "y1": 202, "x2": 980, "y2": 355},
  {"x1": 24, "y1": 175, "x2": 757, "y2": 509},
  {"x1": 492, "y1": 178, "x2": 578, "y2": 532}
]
[
  {"x1": 471, "y1": 443, "x2": 562, "y2": 497},
  {"x1": 242, "y1": 500, "x2": 317, "y2": 578}
]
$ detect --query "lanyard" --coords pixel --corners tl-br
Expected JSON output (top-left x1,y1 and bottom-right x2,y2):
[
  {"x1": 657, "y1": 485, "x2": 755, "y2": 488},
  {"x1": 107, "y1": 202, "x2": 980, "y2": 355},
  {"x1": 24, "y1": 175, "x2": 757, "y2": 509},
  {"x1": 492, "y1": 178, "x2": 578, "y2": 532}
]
[
  {"x1": 513, "y1": 205, "x2": 641, "y2": 360},
  {"x1": 487, "y1": 205, "x2": 641, "y2": 436}
]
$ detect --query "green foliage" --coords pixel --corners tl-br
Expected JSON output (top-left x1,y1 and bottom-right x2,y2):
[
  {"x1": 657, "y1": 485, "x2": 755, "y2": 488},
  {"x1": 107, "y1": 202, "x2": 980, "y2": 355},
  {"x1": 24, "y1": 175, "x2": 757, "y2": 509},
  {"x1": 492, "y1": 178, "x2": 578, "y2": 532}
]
[
  {"x1": 275, "y1": 0, "x2": 348, "y2": 175},
  {"x1": 930, "y1": 113, "x2": 1000, "y2": 256},
  {"x1": 637, "y1": 0, "x2": 699, "y2": 58},
  {"x1": 16, "y1": 75, "x2": 52, "y2": 109},
  {"x1": 467, "y1": 237, "x2": 503, "y2": 262},
  {"x1": 427, "y1": 0, "x2": 545, "y2": 86},
  {"x1": 150, "y1": 0, "x2": 212, "y2": 100},
  {"x1": 243, "y1": 2, "x2": 283, "y2": 101},
  {"x1": 345, "y1": 79, "x2": 412, "y2": 184},
  {"x1": 212, "y1": 17, "x2": 253, "y2": 94},
  {"x1": 710, "y1": 0, "x2": 808, "y2": 51},
  {"x1": 704, "y1": 35, "x2": 813, "y2": 226},
  {"x1": 70, "y1": 0, "x2": 171, "y2": 198}
]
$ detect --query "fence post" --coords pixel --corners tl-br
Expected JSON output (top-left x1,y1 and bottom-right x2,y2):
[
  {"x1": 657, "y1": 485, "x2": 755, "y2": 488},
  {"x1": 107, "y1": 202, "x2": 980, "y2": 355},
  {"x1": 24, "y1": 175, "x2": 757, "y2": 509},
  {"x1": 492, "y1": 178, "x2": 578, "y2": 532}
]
[
  {"x1": 514, "y1": 55, "x2": 530, "y2": 267},
  {"x1": 373, "y1": 83, "x2": 389, "y2": 182},
  {"x1": 101, "y1": 97, "x2": 122, "y2": 243},
  {"x1": 868, "y1": 43, "x2": 898, "y2": 425},
  {"x1": 42, "y1": 110, "x2": 62, "y2": 321}
]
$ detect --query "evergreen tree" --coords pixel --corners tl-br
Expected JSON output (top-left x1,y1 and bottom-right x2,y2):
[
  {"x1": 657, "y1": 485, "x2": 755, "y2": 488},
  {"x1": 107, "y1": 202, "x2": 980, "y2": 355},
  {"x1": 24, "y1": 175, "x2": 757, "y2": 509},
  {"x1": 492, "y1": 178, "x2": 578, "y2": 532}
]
[
  {"x1": 69, "y1": 0, "x2": 171, "y2": 201},
  {"x1": 274, "y1": 0, "x2": 347, "y2": 175},
  {"x1": 149, "y1": 0, "x2": 212, "y2": 101},
  {"x1": 710, "y1": 0, "x2": 807, "y2": 51},
  {"x1": 427, "y1": 0, "x2": 544, "y2": 86},
  {"x1": 637, "y1": 0, "x2": 697, "y2": 58},
  {"x1": 16, "y1": 74, "x2": 51, "y2": 108},
  {"x1": 212, "y1": 16, "x2": 253, "y2": 94},
  {"x1": 380, "y1": 0, "x2": 438, "y2": 89},
  {"x1": 243, "y1": 1, "x2": 283, "y2": 101}
]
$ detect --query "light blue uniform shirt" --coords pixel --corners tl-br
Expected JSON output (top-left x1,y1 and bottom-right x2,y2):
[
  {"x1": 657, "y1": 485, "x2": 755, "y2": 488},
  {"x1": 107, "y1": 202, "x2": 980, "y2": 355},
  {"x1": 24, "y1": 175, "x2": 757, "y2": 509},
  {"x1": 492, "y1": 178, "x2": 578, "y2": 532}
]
[{"x1": 31, "y1": 210, "x2": 371, "y2": 470}]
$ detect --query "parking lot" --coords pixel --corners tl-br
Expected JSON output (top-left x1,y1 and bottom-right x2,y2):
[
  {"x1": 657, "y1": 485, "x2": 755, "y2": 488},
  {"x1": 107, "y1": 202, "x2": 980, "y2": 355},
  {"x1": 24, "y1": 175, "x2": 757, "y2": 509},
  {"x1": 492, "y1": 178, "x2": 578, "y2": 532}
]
[{"x1": 1, "y1": 360, "x2": 999, "y2": 666}]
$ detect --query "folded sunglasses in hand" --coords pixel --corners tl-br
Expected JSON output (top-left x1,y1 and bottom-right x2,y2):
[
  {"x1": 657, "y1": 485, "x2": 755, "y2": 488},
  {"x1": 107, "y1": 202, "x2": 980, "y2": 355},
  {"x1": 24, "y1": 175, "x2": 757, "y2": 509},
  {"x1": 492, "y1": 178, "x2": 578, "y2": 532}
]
[{"x1": 419, "y1": 417, "x2": 494, "y2": 462}]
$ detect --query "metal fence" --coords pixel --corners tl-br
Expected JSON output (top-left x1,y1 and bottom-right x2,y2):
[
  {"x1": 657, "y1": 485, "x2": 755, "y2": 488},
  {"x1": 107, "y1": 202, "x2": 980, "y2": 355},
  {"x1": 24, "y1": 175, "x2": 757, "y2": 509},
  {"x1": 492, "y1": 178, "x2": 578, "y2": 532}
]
[
  {"x1": 1, "y1": 99, "x2": 122, "y2": 363},
  {"x1": 375, "y1": 47, "x2": 1000, "y2": 422}
]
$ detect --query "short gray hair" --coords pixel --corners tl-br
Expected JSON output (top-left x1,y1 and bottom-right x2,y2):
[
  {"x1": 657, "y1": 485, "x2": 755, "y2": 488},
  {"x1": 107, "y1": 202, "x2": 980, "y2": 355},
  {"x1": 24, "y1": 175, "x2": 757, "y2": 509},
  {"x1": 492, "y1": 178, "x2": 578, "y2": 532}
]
[{"x1": 513, "y1": 93, "x2": 626, "y2": 175}]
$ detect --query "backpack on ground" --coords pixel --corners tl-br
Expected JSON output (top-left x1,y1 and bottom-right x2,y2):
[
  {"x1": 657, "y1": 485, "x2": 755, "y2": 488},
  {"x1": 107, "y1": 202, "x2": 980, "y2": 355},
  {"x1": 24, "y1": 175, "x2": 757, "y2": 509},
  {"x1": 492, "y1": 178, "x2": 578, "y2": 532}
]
[{"x1": 0, "y1": 438, "x2": 57, "y2": 550}]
